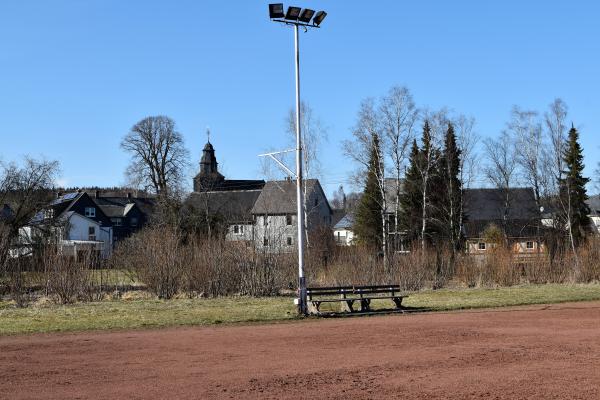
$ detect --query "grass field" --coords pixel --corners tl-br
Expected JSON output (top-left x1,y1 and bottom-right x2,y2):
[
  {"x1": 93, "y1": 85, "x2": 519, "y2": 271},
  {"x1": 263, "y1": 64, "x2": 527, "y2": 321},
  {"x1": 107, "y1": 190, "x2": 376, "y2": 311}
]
[{"x1": 2, "y1": 283, "x2": 600, "y2": 335}]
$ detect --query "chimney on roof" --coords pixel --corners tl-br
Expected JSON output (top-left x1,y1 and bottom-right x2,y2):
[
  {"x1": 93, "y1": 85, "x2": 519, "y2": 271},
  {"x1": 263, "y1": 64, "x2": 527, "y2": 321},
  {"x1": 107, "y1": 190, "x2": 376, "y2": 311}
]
[{"x1": 95, "y1": 190, "x2": 100, "y2": 199}]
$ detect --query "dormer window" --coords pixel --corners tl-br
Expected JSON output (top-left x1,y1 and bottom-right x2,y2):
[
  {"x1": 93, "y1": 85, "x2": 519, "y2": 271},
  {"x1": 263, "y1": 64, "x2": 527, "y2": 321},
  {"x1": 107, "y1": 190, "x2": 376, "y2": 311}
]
[{"x1": 84, "y1": 207, "x2": 96, "y2": 218}]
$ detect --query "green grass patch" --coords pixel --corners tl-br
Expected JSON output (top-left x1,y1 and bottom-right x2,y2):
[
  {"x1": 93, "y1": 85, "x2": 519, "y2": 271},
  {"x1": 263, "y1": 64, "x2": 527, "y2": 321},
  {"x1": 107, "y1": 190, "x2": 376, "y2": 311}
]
[{"x1": 2, "y1": 283, "x2": 600, "y2": 336}]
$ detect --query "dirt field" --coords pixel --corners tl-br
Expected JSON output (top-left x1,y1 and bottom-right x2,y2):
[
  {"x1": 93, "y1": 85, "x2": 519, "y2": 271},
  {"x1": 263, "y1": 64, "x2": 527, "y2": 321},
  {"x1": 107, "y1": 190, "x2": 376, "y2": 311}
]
[{"x1": 2, "y1": 302, "x2": 600, "y2": 399}]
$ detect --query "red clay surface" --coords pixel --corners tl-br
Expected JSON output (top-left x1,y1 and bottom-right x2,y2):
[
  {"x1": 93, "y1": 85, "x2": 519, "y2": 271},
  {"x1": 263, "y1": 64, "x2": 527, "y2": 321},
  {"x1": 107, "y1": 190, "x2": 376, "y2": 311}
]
[{"x1": 2, "y1": 302, "x2": 600, "y2": 399}]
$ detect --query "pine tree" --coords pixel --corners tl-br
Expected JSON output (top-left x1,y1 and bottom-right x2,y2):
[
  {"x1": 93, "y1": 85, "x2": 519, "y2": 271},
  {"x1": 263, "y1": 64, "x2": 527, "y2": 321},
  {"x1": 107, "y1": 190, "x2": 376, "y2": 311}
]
[
  {"x1": 439, "y1": 123, "x2": 462, "y2": 251},
  {"x1": 354, "y1": 134, "x2": 384, "y2": 249},
  {"x1": 560, "y1": 125, "x2": 590, "y2": 247}
]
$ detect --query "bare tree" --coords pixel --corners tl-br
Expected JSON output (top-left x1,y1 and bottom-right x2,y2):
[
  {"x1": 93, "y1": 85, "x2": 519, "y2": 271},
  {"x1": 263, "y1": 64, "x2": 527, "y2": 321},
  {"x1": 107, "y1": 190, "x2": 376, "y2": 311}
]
[
  {"x1": 379, "y1": 86, "x2": 418, "y2": 246},
  {"x1": 0, "y1": 157, "x2": 60, "y2": 304},
  {"x1": 455, "y1": 115, "x2": 479, "y2": 242},
  {"x1": 285, "y1": 102, "x2": 328, "y2": 244},
  {"x1": 544, "y1": 99, "x2": 569, "y2": 196},
  {"x1": 286, "y1": 101, "x2": 327, "y2": 181},
  {"x1": 484, "y1": 130, "x2": 518, "y2": 239},
  {"x1": 509, "y1": 106, "x2": 545, "y2": 207},
  {"x1": 342, "y1": 99, "x2": 388, "y2": 266},
  {"x1": 543, "y1": 99, "x2": 574, "y2": 258},
  {"x1": 121, "y1": 116, "x2": 190, "y2": 196}
]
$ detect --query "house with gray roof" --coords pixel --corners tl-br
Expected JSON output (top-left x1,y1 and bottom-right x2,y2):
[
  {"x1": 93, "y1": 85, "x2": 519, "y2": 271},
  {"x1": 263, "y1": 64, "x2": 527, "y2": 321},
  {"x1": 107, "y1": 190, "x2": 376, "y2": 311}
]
[
  {"x1": 251, "y1": 179, "x2": 332, "y2": 251},
  {"x1": 586, "y1": 194, "x2": 600, "y2": 234},
  {"x1": 462, "y1": 188, "x2": 543, "y2": 255}
]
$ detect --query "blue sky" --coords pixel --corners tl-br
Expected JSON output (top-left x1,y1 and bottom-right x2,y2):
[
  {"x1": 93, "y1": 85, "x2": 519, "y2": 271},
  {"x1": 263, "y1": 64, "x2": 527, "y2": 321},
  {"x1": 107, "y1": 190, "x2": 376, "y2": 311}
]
[{"x1": 1, "y1": 1, "x2": 599, "y2": 196}]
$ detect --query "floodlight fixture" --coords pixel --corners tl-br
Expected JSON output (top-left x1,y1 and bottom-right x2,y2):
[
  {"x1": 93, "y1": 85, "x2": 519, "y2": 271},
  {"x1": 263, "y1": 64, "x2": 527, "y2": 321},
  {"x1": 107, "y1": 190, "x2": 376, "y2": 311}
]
[
  {"x1": 298, "y1": 8, "x2": 315, "y2": 23},
  {"x1": 312, "y1": 10, "x2": 327, "y2": 26},
  {"x1": 269, "y1": 3, "x2": 285, "y2": 19},
  {"x1": 285, "y1": 6, "x2": 301, "y2": 20}
]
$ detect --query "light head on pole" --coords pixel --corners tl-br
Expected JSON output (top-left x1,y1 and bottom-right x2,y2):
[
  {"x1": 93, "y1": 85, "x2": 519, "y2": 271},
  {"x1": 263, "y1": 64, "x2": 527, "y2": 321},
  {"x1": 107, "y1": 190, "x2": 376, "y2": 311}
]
[
  {"x1": 312, "y1": 10, "x2": 327, "y2": 26},
  {"x1": 298, "y1": 8, "x2": 315, "y2": 23},
  {"x1": 285, "y1": 6, "x2": 301, "y2": 20},
  {"x1": 268, "y1": 3, "x2": 285, "y2": 19}
]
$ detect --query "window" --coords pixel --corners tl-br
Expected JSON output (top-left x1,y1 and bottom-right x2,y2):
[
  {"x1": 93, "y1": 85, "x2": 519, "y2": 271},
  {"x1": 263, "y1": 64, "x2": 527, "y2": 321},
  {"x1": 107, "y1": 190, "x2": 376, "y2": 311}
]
[
  {"x1": 526, "y1": 241, "x2": 534, "y2": 249},
  {"x1": 234, "y1": 225, "x2": 239, "y2": 234},
  {"x1": 263, "y1": 237, "x2": 268, "y2": 246},
  {"x1": 130, "y1": 217, "x2": 138, "y2": 227},
  {"x1": 111, "y1": 218, "x2": 122, "y2": 226},
  {"x1": 84, "y1": 207, "x2": 95, "y2": 218},
  {"x1": 286, "y1": 215, "x2": 292, "y2": 225},
  {"x1": 240, "y1": 225, "x2": 244, "y2": 234},
  {"x1": 287, "y1": 237, "x2": 293, "y2": 246},
  {"x1": 478, "y1": 242, "x2": 486, "y2": 250},
  {"x1": 88, "y1": 226, "x2": 96, "y2": 241}
]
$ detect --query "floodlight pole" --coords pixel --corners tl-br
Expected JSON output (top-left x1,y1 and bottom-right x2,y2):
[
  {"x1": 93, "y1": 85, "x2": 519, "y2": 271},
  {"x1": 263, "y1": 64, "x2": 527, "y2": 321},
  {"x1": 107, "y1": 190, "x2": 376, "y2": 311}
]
[
  {"x1": 293, "y1": 23, "x2": 308, "y2": 316},
  {"x1": 270, "y1": 7, "x2": 325, "y2": 316}
]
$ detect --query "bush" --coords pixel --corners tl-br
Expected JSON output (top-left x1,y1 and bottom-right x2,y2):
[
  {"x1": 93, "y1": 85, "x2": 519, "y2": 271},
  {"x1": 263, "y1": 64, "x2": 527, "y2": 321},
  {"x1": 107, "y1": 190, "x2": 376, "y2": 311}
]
[
  {"x1": 115, "y1": 226, "x2": 184, "y2": 299},
  {"x1": 44, "y1": 249, "x2": 93, "y2": 304}
]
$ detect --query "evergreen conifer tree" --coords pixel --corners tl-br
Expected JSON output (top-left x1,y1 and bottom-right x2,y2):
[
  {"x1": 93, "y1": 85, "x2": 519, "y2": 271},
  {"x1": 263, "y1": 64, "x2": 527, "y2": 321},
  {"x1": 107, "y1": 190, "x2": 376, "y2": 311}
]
[
  {"x1": 439, "y1": 123, "x2": 462, "y2": 251},
  {"x1": 354, "y1": 134, "x2": 384, "y2": 249},
  {"x1": 400, "y1": 139, "x2": 423, "y2": 242},
  {"x1": 560, "y1": 125, "x2": 590, "y2": 247}
]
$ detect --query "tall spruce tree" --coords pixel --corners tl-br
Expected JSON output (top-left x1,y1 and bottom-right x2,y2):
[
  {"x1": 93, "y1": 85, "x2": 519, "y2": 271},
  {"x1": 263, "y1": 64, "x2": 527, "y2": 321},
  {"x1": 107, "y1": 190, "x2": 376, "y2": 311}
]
[
  {"x1": 354, "y1": 133, "x2": 384, "y2": 249},
  {"x1": 560, "y1": 125, "x2": 590, "y2": 247},
  {"x1": 440, "y1": 123, "x2": 462, "y2": 251},
  {"x1": 400, "y1": 139, "x2": 423, "y2": 242}
]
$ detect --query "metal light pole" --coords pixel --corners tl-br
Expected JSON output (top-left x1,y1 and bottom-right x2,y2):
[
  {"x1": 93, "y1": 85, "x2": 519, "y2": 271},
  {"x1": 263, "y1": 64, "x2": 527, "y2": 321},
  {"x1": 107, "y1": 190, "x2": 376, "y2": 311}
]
[
  {"x1": 293, "y1": 23, "x2": 307, "y2": 315},
  {"x1": 268, "y1": 4, "x2": 327, "y2": 315}
]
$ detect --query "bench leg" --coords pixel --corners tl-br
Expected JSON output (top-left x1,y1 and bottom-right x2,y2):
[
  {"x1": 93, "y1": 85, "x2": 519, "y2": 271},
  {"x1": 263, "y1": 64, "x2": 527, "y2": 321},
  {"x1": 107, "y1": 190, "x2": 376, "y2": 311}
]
[
  {"x1": 307, "y1": 301, "x2": 321, "y2": 315},
  {"x1": 392, "y1": 297, "x2": 404, "y2": 309},
  {"x1": 341, "y1": 299, "x2": 355, "y2": 313},
  {"x1": 360, "y1": 298, "x2": 371, "y2": 312}
]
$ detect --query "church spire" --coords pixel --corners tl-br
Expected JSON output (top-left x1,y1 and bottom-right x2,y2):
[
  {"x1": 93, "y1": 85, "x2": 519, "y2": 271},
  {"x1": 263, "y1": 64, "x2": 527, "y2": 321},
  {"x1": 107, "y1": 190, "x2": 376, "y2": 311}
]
[{"x1": 193, "y1": 129, "x2": 224, "y2": 192}]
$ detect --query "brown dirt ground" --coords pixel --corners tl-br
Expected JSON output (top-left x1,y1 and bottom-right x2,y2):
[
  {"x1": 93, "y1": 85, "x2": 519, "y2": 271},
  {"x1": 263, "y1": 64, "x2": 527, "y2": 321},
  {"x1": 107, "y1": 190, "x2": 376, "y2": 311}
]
[{"x1": 2, "y1": 302, "x2": 600, "y2": 400}]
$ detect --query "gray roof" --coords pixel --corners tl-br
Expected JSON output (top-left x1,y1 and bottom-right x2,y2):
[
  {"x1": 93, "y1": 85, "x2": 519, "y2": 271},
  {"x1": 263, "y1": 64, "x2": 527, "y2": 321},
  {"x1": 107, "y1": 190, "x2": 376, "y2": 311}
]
[
  {"x1": 251, "y1": 179, "x2": 325, "y2": 215},
  {"x1": 463, "y1": 188, "x2": 539, "y2": 221},
  {"x1": 186, "y1": 189, "x2": 262, "y2": 223},
  {"x1": 92, "y1": 196, "x2": 154, "y2": 217},
  {"x1": 462, "y1": 188, "x2": 540, "y2": 238},
  {"x1": 587, "y1": 195, "x2": 600, "y2": 216},
  {"x1": 384, "y1": 178, "x2": 403, "y2": 213},
  {"x1": 334, "y1": 213, "x2": 354, "y2": 230}
]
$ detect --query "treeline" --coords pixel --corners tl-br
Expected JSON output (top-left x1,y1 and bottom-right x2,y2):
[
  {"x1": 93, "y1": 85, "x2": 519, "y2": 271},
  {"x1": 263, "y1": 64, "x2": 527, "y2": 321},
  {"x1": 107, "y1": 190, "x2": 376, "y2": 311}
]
[{"x1": 344, "y1": 87, "x2": 595, "y2": 259}]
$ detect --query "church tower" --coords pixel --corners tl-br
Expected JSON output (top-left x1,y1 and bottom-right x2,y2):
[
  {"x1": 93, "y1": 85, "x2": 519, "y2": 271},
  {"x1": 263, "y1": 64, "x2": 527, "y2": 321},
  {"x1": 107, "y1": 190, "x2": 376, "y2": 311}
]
[{"x1": 193, "y1": 129, "x2": 224, "y2": 192}]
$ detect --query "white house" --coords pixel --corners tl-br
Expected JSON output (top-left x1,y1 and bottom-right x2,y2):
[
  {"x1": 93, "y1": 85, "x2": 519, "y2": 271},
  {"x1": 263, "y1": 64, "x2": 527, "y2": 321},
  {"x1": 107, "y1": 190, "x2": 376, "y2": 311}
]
[{"x1": 333, "y1": 213, "x2": 354, "y2": 246}]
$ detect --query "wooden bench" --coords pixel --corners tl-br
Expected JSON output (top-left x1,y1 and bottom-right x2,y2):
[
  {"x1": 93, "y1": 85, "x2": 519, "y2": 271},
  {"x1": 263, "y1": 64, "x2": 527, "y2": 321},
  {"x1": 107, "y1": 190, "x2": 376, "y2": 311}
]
[{"x1": 306, "y1": 285, "x2": 408, "y2": 315}]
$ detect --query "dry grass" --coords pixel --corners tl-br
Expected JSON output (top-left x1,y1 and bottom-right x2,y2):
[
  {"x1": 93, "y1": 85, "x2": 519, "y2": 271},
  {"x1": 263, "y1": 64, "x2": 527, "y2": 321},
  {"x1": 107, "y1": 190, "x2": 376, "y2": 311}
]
[{"x1": 3, "y1": 283, "x2": 600, "y2": 335}]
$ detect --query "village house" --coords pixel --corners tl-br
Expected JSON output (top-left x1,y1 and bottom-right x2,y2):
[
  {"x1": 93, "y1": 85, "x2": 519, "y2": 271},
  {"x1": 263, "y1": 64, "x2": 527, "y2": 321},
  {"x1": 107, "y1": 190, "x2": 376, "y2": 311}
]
[
  {"x1": 21, "y1": 190, "x2": 153, "y2": 260},
  {"x1": 462, "y1": 188, "x2": 543, "y2": 258}
]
